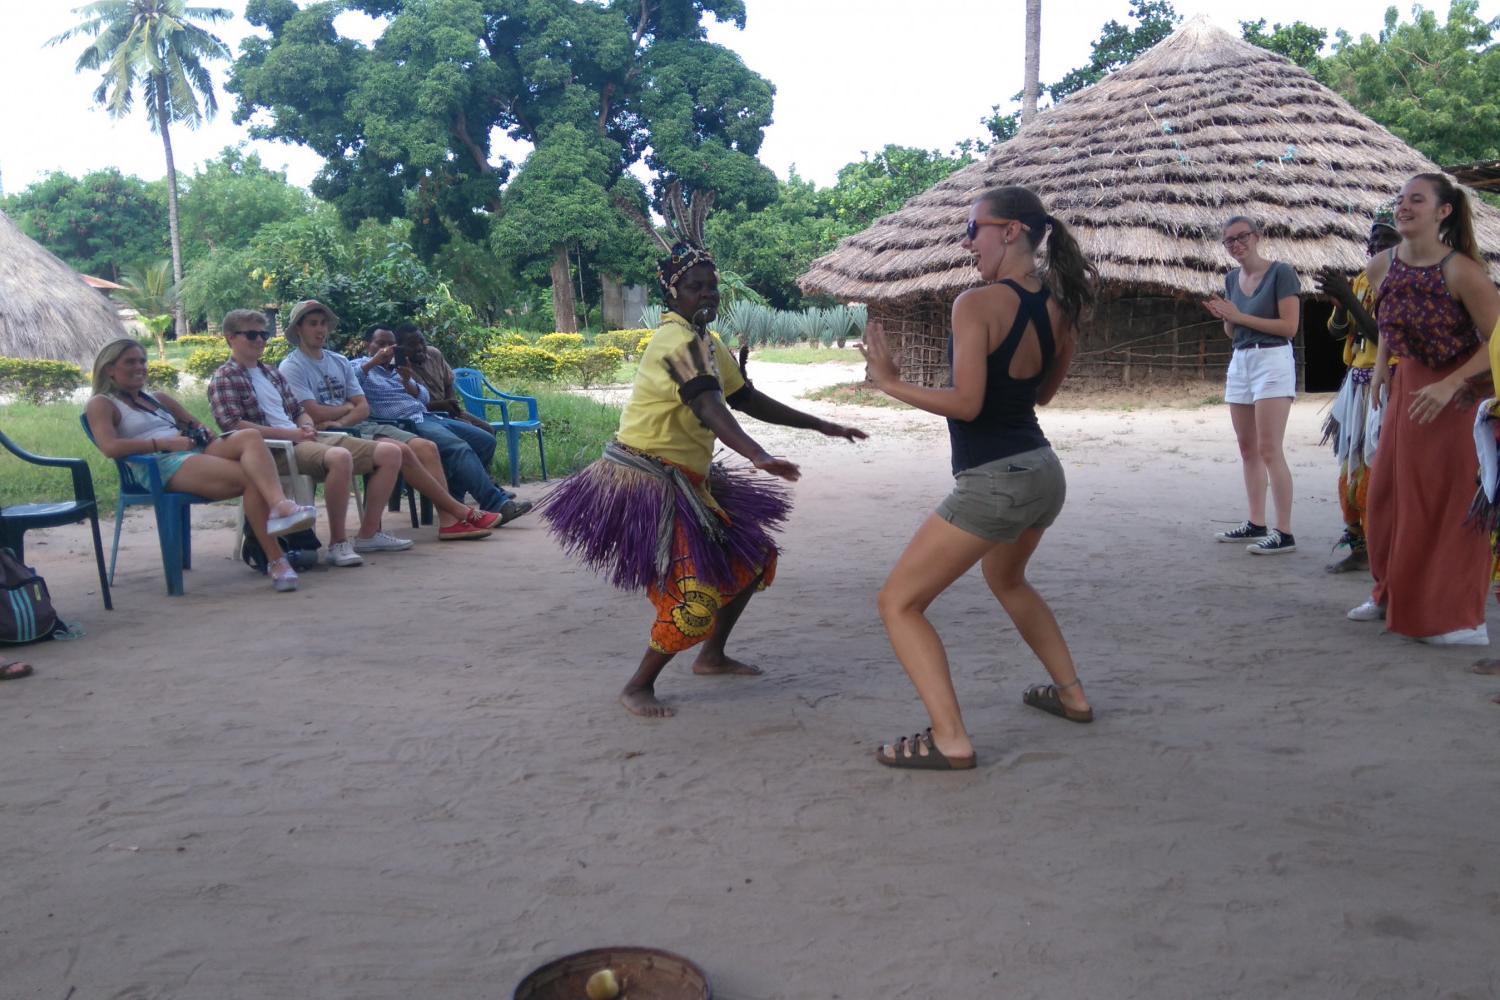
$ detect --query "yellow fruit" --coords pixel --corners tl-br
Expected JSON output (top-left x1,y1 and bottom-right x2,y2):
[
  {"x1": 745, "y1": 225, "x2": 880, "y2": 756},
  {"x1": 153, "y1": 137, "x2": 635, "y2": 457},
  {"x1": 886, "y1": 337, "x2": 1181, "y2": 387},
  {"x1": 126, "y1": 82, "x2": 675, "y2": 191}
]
[{"x1": 584, "y1": 968, "x2": 620, "y2": 1000}]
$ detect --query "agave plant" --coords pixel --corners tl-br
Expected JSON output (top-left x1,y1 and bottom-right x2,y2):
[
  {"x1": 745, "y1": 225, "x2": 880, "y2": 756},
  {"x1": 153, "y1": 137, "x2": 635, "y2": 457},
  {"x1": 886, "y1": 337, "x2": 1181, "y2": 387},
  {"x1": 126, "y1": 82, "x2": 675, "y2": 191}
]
[{"x1": 637, "y1": 303, "x2": 663, "y2": 329}]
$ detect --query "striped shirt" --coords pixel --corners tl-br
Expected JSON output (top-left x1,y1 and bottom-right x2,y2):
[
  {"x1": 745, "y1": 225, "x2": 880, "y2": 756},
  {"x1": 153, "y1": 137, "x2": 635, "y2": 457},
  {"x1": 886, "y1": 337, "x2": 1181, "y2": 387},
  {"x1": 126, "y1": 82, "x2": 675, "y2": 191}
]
[
  {"x1": 208, "y1": 359, "x2": 304, "y2": 432},
  {"x1": 358, "y1": 363, "x2": 430, "y2": 422}
]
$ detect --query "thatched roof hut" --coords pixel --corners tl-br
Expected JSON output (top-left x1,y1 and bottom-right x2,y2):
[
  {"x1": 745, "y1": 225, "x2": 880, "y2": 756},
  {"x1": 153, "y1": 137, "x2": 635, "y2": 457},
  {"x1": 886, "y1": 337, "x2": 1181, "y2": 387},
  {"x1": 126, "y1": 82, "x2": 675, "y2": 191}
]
[
  {"x1": 800, "y1": 17, "x2": 1500, "y2": 388},
  {"x1": 1, "y1": 209, "x2": 129, "y2": 369}
]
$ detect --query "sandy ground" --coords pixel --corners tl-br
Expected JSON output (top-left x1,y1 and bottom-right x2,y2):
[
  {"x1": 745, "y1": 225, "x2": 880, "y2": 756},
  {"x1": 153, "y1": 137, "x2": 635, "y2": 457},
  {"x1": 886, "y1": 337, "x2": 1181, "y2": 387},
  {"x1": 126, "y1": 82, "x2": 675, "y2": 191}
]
[{"x1": 4, "y1": 361, "x2": 1499, "y2": 1000}]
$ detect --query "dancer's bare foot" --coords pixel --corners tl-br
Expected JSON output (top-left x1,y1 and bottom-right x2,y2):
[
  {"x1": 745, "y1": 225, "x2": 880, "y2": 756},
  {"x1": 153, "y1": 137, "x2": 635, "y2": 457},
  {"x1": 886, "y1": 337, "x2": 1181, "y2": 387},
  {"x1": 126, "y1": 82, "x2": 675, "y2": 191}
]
[
  {"x1": 620, "y1": 687, "x2": 676, "y2": 717},
  {"x1": 691, "y1": 653, "x2": 763, "y2": 676},
  {"x1": 1472, "y1": 659, "x2": 1500, "y2": 675}
]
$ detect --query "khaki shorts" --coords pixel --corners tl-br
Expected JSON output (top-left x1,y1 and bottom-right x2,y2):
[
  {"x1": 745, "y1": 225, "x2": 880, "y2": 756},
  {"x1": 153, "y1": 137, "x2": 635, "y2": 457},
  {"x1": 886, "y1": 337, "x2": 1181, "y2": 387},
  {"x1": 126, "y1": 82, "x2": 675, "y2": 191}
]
[
  {"x1": 936, "y1": 446, "x2": 1066, "y2": 543},
  {"x1": 291, "y1": 433, "x2": 385, "y2": 478}
]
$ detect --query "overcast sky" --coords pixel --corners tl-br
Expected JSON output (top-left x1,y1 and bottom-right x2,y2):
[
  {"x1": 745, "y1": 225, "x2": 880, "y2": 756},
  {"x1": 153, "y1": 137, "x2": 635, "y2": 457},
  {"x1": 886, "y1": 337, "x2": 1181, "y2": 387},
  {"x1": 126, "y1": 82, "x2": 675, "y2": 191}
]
[{"x1": 0, "y1": 0, "x2": 1492, "y2": 197}]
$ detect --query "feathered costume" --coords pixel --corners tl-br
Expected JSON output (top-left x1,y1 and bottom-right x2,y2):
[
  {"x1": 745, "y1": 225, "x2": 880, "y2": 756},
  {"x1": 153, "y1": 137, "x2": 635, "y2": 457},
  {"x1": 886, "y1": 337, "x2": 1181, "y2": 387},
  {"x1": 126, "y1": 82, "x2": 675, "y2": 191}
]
[{"x1": 542, "y1": 185, "x2": 790, "y2": 653}]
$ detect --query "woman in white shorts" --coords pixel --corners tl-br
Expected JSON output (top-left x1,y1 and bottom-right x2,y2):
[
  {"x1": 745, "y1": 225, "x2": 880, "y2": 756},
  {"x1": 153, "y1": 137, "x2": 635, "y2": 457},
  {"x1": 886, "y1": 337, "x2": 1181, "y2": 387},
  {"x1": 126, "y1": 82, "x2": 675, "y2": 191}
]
[{"x1": 1205, "y1": 215, "x2": 1302, "y2": 554}]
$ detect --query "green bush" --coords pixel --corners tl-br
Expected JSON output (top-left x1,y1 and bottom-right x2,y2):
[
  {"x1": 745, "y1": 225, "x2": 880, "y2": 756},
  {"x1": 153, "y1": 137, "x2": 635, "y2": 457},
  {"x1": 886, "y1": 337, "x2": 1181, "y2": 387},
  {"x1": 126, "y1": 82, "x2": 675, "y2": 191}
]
[
  {"x1": 477, "y1": 344, "x2": 561, "y2": 383},
  {"x1": 536, "y1": 332, "x2": 585, "y2": 352},
  {"x1": 263, "y1": 338, "x2": 291, "y2": 365},
  {"x1": 556, "y1": 346, "x2": 625, "y2": 388},
  {"x1": 0, "y1": 357, "x2": 86, "y2": 403},
  {"x1": 173, "y1": 334, "x2": 223, "y2": 349},
  {"x1": 488, "y1": 330, "x2": 531, "y2": 347},
  {"x1": 184, "y1": 346, "x2": 231, "y2": 380},
  {"x1": 636, "y1": 332, "x2": 655, "y2": 356},
  {"x1": 593, "y1": 329, "x2": 649, "y2": 358},
  {"x1": 146, "y1": 361, "x2": 180, "y2": 390}
]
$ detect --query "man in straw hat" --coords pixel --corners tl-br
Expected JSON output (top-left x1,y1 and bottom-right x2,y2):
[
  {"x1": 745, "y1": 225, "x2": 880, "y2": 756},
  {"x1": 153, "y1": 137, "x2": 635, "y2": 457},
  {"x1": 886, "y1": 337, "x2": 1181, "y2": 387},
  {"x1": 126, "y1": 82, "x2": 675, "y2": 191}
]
[
  {"x1": 208, "y1": 307, "x2": 415, "y2": 567},
  {"x1": 1316, "y1": 208, "x2": 1401, "y2": 574}
]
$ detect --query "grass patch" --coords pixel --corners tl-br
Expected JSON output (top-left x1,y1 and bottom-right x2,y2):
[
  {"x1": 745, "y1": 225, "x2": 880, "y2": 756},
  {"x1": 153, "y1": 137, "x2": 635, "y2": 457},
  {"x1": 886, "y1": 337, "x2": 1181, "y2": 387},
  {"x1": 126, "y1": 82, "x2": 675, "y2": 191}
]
[
  {"x1": 2, "y1": 389, "x2": 619, "y2": 512},
  {"x1": 751, "y1": 346, "x2": 862, "y2": 365},
  {"x1": 801, "y1": 381, "x2": 911, "y2": 408}
]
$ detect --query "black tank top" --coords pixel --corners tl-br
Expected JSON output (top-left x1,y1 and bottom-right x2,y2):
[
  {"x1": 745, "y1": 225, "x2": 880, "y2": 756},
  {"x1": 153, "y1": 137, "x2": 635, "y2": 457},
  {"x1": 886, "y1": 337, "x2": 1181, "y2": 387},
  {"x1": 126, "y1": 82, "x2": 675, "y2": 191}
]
[{"x1": 947, "y1": 279, "x2": 1055, "y2": 475}]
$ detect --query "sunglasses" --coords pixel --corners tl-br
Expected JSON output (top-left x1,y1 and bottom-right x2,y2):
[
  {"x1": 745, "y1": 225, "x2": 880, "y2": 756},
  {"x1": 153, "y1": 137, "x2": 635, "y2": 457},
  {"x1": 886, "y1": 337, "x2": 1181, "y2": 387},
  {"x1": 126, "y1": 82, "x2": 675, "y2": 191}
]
[
  {"x1": 965, "y1": 217, "x2": 1015, "y2": 241},
  {"x1": 1222, "y1": 232, "x2": 1256, "y2": 248},
  {"x1": 233, "y1": 329, "x2": 271, "y2": 341}
]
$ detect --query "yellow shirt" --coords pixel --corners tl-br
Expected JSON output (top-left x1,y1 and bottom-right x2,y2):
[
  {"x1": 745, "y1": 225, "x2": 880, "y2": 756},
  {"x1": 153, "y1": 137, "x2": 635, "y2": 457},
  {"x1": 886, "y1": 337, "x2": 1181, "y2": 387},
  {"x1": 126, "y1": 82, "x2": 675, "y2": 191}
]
[
  {"x1": 615, "y1": 311, "x2": 746, "y2": 476},
  {"x1": 1331, "y1": 272, "x2": 1393, "y2": 370}
]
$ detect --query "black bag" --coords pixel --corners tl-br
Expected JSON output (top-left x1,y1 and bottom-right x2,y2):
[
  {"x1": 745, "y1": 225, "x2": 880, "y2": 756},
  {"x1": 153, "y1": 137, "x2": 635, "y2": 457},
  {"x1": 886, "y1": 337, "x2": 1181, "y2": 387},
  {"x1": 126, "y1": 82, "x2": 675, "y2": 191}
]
[
  {"x1": 0, "y1": 547, "x2": 70, "y2": 645},
  {"x1": 240, "y1": 521, "x2": 322, "y2": 574}
]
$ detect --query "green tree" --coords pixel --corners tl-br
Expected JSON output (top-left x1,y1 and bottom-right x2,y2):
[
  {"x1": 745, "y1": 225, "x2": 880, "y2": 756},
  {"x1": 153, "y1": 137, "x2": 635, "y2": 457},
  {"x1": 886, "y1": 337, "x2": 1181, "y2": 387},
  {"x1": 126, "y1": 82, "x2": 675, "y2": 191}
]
[
  {"x1": 1, "y1": 168, "x2": 166, "y2": 280},
  {"x1": 49, "y1": 0, "x2": 232, "y2": 338},
  {"x1": 117, "y1": 260, "x2": 177, "y2": 358},
  {"x1": 1320, "y1": 1, "x2": 1500, "y2": 165},
  {"x1": 1240, "y1": 18, "x2": 1328, "y2": 71},
  {"x1": 230, "y1": 0, "x2": 777, "y2": 332},
  {"x1": 178, "y1": 147, "x2": 311, "y2": 263}
]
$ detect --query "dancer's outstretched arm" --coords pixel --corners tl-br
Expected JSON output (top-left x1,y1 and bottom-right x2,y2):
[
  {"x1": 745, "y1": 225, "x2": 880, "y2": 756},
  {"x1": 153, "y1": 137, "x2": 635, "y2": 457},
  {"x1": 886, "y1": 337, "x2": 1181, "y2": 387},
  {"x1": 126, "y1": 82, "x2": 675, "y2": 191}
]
[
  {"x1": 727, "y1": 386, "x2": 867, "y2": 441},
  {"x1": 685, "y1": 390, "x2": 801, "y2": 481}
]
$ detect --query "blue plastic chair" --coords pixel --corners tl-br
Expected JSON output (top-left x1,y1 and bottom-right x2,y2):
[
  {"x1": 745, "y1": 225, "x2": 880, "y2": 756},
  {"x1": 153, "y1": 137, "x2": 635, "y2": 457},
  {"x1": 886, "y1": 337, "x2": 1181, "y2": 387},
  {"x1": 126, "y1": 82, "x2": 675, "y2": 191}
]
[
  {"x1": 0, "y1": 427, "x2": 112, "y2": 610},
  {"x1": 451, "y1": 368, "x2": 547, "y2": 487},
  {"x1": 79, "y1": 415, "x2": 216, "y2": 597}
]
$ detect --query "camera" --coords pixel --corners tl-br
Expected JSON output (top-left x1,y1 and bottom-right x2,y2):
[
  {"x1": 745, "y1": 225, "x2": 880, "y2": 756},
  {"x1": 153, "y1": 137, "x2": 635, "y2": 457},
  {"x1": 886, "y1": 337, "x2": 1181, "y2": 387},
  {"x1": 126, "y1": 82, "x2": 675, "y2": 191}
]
[
  {"x1": 392, "y1": 345, "x2": 409, "y2": 368},
  {"x1": 187, "y1": 426, "x2": 214, "y2": 449}
]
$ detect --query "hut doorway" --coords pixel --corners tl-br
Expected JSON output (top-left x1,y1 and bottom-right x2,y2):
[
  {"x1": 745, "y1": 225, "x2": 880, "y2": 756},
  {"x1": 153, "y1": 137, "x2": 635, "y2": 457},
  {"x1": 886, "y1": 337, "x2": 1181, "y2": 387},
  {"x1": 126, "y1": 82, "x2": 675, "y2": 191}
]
[{"x1": 1301, "y1": 299, "x2": 1343, "y2": 393}]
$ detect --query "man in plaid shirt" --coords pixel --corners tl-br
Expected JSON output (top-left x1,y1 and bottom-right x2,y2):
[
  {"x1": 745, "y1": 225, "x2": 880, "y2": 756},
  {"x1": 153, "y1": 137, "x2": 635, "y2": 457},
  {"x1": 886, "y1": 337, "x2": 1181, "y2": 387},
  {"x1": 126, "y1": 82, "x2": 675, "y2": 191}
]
[{"x1": 208, "y1": 309, "x2": 413, "y2": 566}]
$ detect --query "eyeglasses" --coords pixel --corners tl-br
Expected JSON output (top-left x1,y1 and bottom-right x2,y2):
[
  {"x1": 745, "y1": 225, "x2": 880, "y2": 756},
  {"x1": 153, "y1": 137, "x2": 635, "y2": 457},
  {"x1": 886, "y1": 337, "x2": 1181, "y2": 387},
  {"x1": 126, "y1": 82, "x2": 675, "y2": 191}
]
[
  {"x1": 1222, "y1": 232, "x2": 1256, "y2": 248},
  {"x1": 966, "y1": 218, "x2": 1015, "y2": 241},
  {"x1": 232, "y1": 329, "x2": 271, "y2": 341}
]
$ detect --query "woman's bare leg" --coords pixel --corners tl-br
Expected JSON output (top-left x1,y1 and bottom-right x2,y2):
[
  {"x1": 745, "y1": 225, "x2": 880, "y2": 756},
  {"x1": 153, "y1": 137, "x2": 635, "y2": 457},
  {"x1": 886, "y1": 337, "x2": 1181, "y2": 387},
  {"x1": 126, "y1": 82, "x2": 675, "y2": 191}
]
[
  {"x1": 979, "y1": 527, "x2": 1088, "y2": 714},
  {"x1": 1229, "y1": 402, "x2": 1267, "y2": 525},
  {"x1": 875, "y1": 514, "x2": 997, "y2": 761},
  {"x1": 1254, "y1": 396, "x2": 1294, "y2": 533},
  {"x1": 203, "y1": 430, "x2": 294, "y2": 515},
  {"x1": 167, "y1": 455, "x2": 281, "y2": 561},
  {"x1": 394, "y1": 438, "x2": 471, "y2": 527}
]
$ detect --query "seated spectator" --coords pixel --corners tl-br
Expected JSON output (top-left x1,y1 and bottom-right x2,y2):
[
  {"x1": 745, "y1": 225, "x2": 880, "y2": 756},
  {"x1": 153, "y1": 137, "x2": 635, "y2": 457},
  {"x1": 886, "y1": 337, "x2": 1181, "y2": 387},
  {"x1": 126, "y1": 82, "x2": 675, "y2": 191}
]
[
  {"x1": 207, "y1": 309, "x2": 415, "y2": 567},
  {"x1": 85, "y1": 338, "x2": 318, "y2": 592},
  {"x1": 393, "y1": 322, "x2": 495, "y2": 433},
  {"x1": 356, "y1": 325, "x2": 533, "y2": 524},
  {"x1": 277, "y1": 300, "x2": 500, "y2": 540}
]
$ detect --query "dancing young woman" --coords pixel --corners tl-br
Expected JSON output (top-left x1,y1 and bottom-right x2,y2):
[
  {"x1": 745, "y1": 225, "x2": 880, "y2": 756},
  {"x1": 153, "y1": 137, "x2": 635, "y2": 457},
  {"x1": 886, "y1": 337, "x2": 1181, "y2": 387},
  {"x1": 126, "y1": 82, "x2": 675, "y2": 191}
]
[
  {"x1": 84, "y1": 339, "x2": 317, "y2": 592},
  {"x1": 1350, "y1": 173, "x2": 1500, "y2": 644},
  {"x1": 859, "y1": 185, "x2": 1098, "y2": 770},
  {"x1": 543, "y1": 203, "x2": 866, "y2": 718},
  {"x1": 1205, "y1": 216, "x2": 1302, "y2": 554}
]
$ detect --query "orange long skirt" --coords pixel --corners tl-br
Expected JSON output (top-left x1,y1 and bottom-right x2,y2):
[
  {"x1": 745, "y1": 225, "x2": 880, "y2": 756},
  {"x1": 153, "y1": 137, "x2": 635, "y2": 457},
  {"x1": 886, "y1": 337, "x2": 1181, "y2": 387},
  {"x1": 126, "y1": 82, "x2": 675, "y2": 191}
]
[{"x1": 1365, "y1": 359, "x2": 1490, "y2": 637}]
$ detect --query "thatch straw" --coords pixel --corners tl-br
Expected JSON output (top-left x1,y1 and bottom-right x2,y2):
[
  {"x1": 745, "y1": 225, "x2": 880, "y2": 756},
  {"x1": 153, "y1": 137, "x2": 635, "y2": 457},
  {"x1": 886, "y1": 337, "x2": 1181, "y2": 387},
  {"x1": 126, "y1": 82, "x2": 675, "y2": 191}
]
[
  {"x1": 0, "y1": 209, "x2": 129, "y2": 368},
  {"x1": 800, "y1": 16, "x2": 1500, "y2": 304}
]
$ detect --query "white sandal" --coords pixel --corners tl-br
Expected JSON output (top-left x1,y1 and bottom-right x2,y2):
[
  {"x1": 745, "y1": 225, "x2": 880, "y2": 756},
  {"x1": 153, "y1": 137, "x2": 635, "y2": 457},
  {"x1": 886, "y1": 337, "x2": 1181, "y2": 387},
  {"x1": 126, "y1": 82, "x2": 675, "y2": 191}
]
[{"x1": 269, "y1": 556, "x2": 299, "y2": 593}]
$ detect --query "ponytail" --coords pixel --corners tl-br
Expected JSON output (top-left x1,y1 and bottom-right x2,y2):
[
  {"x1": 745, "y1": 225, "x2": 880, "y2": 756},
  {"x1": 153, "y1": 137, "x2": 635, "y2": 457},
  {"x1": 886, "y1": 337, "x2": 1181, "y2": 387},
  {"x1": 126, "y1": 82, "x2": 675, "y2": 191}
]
[
  {"x1": 976, "y1": 186, "x2": 1100, "y2": 325},
  {"x1": 1414, "y1": 172, "x2": 1481, "y2": 263}
]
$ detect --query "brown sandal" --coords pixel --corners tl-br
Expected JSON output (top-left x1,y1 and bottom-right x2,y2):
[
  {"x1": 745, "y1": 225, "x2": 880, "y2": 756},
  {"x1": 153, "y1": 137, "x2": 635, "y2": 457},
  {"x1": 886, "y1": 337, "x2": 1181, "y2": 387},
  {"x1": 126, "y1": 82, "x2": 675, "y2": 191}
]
[
  {"x1": 875, "y1": 729, "x2": 976, "y2": 770},
  {"x1": 1023, "y1": 682, "x2": 1094, "y2": 723}
]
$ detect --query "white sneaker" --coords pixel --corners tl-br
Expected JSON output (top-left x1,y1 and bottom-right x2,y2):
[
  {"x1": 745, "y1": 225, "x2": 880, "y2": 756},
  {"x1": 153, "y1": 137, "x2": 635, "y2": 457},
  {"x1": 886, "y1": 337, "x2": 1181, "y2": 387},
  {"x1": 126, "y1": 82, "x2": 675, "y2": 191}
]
[
  {"x1": 326, "y1": 539, "x2": 364, "y2": 567},
  {"x1": 1417, "y1": 624, "x2": 1490, "y2": 646},
  {"x1": 1347, "y1": 599, "x2": 1386, "y2": 621},
  {"x1": 352, "y1": 530, "x2": 414, "y2": 553}
]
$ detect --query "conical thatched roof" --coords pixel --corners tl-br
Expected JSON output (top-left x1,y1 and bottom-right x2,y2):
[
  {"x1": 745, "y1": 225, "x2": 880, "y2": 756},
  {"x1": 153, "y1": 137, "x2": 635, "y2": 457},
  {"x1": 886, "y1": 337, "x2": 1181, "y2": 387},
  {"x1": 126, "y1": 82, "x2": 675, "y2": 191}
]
[
  {"x1": 1, "y1": 209, "x2": 128, "y2": 368},
  {"x1": 801, "y1": 16, "x2": 1500, "y2": 303}
]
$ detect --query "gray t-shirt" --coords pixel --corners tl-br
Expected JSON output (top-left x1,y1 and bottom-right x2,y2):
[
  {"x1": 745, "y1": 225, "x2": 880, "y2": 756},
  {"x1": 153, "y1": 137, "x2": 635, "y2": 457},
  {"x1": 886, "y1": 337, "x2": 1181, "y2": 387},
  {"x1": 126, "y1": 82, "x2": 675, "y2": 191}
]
[
  {"x1": 279, "y1": 349, "x2": 363, "y2": 408},
  {"x1": 1225, "y1": 261, "x2": 1300, "y2": 350}
]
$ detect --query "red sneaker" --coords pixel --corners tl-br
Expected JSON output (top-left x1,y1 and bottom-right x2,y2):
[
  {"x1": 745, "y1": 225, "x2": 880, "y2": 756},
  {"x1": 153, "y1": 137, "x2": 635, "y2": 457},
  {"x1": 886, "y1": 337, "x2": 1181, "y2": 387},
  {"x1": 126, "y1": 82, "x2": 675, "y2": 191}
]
[
  {"x1": 439, "y1": 519, "x2": 492, "y2": 541},
  {"x1": 466, "y1": 509, "x2": 502, "y2": 531}
]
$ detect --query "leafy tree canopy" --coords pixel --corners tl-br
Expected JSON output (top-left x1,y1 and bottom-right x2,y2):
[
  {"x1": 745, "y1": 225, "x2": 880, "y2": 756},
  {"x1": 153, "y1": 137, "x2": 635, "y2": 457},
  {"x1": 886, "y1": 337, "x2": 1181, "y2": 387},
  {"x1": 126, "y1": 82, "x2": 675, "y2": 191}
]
[
  {"x1": 1, "y1": 168, "x2": 167, "y2": 280},
  {"x1": 178, "y1": 147, "x2": 313, "y2": 263},
  {"x1": 1319, "y1": 1, "x2": 1500, "y2": 166},
  {"x1": 1240, "y1": 18, "x2": 1327, "y2": 71}
]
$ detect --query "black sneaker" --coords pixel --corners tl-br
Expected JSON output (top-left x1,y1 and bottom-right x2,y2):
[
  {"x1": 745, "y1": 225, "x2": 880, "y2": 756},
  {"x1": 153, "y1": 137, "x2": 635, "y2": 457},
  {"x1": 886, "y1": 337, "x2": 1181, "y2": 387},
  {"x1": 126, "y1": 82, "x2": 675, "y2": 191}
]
[
  {"x1": 498, "y1": 499, "x2": 534, "y2": 525},
  {"x1": 1215, "y1": 521, "x2": 1267, "y2": 542},
  {"x1": 1246, "y1": 529, "x2": 1296, "y2": 555}
]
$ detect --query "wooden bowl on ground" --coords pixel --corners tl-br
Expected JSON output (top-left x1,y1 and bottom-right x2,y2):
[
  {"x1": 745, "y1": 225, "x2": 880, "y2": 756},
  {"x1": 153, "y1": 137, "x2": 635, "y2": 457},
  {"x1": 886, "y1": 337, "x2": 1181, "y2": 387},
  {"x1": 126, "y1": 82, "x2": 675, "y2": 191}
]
[{"x1": 513, "y1": 946, "x2": 711, "y2": 1000}]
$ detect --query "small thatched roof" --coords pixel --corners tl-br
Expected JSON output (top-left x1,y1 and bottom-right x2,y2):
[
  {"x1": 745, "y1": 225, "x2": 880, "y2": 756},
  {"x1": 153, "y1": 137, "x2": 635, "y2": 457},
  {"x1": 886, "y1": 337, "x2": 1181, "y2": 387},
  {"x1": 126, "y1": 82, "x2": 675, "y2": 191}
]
[
  {"x1": 801, "y1": 16, "x2": 1500, "y2": 304},
  {"x1": 1, "y1": 209, "x2": 129, "y2": 368}
]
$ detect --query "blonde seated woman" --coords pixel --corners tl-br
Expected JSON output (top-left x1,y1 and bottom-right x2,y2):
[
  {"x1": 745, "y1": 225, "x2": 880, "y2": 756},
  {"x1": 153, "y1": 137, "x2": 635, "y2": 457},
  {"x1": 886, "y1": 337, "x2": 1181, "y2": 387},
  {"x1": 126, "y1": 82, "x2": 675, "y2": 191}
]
[{"x1": 84, "y1": 339, "x2": 317, "y2": 593}]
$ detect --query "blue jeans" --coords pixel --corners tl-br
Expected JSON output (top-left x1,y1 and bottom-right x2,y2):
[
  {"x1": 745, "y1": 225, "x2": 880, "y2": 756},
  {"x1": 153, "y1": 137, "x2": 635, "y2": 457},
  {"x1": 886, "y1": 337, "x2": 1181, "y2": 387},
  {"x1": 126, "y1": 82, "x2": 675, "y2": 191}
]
[{"x1": 410, "y1": 416, "x2": 512, "y2": 511}]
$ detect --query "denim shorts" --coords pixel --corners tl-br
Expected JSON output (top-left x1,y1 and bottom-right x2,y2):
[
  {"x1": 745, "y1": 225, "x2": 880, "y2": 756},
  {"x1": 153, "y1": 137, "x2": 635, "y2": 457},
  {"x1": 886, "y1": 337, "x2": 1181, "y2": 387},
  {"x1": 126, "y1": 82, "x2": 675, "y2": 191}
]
[{"x1": 936, "y1": 446, "x2": 1066, "y2": 543}]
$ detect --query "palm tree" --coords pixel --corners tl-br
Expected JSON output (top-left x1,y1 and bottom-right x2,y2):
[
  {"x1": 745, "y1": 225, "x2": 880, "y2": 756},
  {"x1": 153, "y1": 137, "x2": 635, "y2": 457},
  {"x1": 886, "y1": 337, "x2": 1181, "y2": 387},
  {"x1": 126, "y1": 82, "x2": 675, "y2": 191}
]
[
  {"x1": 117, "y1": 260, "x2": 177, "y2": 359},
  {"x1": 1022, "y1": 0, "x2": 1042, "y2": 126},
  {"x1": 49, "y1": 1, "x2": 231, "y2": 339}
]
